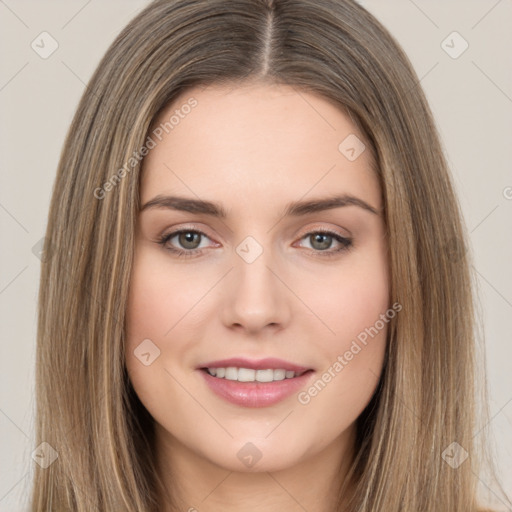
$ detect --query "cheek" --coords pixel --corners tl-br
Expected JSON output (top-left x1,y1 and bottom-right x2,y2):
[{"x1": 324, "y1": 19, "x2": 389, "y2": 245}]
[
  {"x1": 331, "y1": 271, "x2": 389, "y2": 344},
  {"x1": 124, "y1": 250, "x2": 186, "y2": 384},
  {"x1": 293, "y1": 246, "x2": 390, "y2": 408},
  {"x1": 125, "y1": 248, "x2": 203, "y2": 348},
  {"x1": 124, "y1": 250, "x2": 206, "y2": 427},
  {"x1": 299, "y1": 248, "x2": 390, "y2": 348}
]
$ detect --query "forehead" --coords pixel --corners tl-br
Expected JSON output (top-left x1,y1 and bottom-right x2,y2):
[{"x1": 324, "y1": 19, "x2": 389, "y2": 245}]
[{"x1": 140, "y1": 83, "x2": 381, "y2": 212}]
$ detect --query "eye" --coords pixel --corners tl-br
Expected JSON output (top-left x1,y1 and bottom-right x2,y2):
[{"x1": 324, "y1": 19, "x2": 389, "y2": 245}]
[
  {"x1": 157, "y1": 229, "x2": 214, "y2": 258},
  {"x1": 296, "y1": 230, "x2": 352, "y2": 257},
  {"x1": 157, "y1": 227, "x2": 353, "y2": 259}
]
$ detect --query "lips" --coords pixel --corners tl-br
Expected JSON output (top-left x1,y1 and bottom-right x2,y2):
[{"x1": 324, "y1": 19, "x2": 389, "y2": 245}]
[{"x1": 196, "y1": 356, "x2": 315, "y2": 407}]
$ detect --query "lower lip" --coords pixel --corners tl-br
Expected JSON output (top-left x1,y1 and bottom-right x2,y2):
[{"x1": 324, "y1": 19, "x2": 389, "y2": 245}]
[{"x1": 198, "y1": 369, "x2": 315, "y2": 408}]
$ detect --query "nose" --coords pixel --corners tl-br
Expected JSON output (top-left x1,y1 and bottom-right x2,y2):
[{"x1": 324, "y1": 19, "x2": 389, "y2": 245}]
[{"x1": 220, "y1": 244, "x2": 291, "y2": 335}]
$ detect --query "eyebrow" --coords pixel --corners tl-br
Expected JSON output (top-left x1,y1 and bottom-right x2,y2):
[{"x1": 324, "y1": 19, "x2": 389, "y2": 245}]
[{"x1": 140, "y1": 194, "x2": 380, "y2": 217}]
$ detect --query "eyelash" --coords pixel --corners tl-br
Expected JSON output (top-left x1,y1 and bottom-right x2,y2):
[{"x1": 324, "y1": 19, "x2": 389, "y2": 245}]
[{"x1": 157, "y1": 228, "x2": 353, "y2": 259}]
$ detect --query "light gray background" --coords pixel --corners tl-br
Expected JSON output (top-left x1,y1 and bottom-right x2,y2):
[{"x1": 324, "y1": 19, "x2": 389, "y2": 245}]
[{"x1": 1, "y1": 1, "x2": 511, "y2": 510}]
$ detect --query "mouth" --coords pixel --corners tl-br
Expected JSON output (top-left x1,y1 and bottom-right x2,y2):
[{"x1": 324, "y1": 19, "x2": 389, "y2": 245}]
[{"x1": 197, "y1": 365, "x2": 315, "y2": 408}]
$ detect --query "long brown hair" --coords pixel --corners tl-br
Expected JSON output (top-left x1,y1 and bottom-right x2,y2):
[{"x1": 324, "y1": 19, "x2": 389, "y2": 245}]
[{"x1": 31, "y1": 0, "x2": 509, "y2": 510}]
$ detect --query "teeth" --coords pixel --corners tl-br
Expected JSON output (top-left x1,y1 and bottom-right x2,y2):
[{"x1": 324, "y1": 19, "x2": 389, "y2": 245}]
[
  {"x1": 225, "y1": 367, "x2": 238, "y2": 380},
  {"x1": 237, "y1": 368, "x2": 256, "y2": 382},
  {"x1": 206, "y1": 366, "x2": 301, "y2": 382}
]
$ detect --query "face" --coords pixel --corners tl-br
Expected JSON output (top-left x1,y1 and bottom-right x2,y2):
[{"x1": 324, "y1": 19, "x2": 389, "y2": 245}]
[{"x1": 125, "y1": 82, "x2": 390, "y2": 475}]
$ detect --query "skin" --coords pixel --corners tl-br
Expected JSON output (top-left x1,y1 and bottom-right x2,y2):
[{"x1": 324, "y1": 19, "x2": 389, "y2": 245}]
[{"x1": 125, "y1": 82, "x2": 390, "y2": 512}]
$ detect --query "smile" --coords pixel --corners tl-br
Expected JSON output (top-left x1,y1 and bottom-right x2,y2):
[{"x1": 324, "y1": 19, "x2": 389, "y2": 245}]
[{"x1": 198, "y1": 367, "x2": 315, "y2": 408}]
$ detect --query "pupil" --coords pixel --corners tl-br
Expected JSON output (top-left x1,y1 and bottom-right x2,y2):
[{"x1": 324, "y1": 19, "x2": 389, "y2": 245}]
[
  {"x1": 312, "y1": 233, "x2": 331, "y2": 250},
  {"x1": 180, "y1": 232, "x2": 199, "y2": 249}
]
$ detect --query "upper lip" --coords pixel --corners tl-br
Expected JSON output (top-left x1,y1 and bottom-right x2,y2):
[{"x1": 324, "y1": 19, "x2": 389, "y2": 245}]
[{"x1": 198, "y1": 357, "x2": 312, "y2": 373}]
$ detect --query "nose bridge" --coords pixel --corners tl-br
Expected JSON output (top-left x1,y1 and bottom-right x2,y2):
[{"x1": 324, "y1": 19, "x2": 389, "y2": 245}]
[
  {"x1": 222, "y1": 233, "x2": 290, "y2": 331},
  {"x1": 234, "y1": 233, "x2": 279, "y2": 300}
]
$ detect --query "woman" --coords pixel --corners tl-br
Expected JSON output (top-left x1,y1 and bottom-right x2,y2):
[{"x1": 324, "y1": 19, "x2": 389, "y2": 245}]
[{"x1": 31, "y1": 0, "x2": 510, "y2": 510}]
